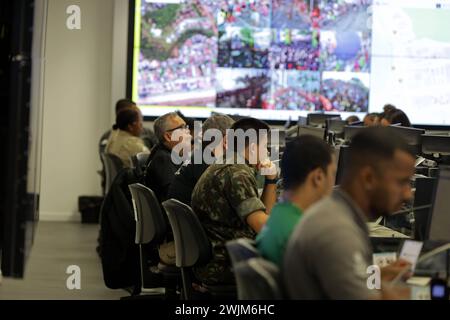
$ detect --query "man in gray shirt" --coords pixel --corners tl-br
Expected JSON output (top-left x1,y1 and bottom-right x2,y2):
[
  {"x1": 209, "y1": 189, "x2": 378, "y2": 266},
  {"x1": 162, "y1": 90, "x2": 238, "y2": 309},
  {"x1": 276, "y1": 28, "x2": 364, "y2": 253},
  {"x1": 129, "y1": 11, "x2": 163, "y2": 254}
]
[{"x1": 284, "y1": 127, "x2": 415, "y2": 300}]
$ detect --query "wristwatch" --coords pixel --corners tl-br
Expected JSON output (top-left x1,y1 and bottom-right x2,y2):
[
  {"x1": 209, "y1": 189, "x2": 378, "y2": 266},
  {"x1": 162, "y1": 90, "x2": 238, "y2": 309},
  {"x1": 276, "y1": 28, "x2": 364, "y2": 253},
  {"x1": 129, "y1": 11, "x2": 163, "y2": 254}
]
[{"x1": 264, "y1": 178, "x2": 279, "y2": 185}]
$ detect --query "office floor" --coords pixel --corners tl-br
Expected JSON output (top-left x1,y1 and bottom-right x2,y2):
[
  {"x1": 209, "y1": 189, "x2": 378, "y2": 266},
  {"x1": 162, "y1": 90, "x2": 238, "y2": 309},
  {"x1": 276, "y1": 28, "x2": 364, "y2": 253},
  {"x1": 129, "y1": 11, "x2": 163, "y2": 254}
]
[{"x1": 0, "y1": 222, "x2": 124, "y2": 300}]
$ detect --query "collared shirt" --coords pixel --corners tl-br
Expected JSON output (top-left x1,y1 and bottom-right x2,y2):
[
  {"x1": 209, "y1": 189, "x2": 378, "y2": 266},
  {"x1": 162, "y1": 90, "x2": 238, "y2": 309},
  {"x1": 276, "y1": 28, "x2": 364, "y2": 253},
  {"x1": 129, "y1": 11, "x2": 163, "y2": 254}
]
[
  {"x1": 105, "y1": 129, "x2": 149, "y2": 168},
  {"x1": 283, "y1": 189, "x2": 378, "y2": 300},
  {"x1": 191, "y1": 158, "x2": 266, "y2": 285}
]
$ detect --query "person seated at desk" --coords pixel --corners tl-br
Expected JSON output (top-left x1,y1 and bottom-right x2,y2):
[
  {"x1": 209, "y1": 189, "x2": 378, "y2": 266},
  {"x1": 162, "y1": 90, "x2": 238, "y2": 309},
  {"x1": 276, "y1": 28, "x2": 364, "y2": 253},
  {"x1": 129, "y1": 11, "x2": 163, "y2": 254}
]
[
  {"x1": 105, "y1": 108, "x2": 149, "y2": 168},
  {"x1": 191, "y1": 117, "x2": 277, "y2": 286},
  {"x1": 381, "y1": 108, "x2": 411, "y2": 127},
  {"x1": 364, "y1": 113, "x2": 380, "y2": 127},
  {"x1": 345, "y1": 115, "x2": 360, "y2": 125},
  {"x1": 145, "y1": 112, "x2": 191, "y2": 203},
  {"x1": 99, "y1": 99, "x2": 157, "y2": 154},
  {"x1": 256, "y1": 135, "x2": 336, "y2": 266},
  {"x1": 167, "y1": 114, "x2": 235, "y2": 205},
  {"x1": 380, "y1": 104, "x2": 397, "y2": 118},
  {"x1": 284, "y1": 127, "x2": 415, "y2": 300}
]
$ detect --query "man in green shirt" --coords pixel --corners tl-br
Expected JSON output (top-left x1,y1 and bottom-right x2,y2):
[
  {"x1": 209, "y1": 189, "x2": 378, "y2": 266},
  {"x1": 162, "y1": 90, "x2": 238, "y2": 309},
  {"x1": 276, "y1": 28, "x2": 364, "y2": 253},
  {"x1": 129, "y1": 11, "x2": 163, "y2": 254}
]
[{"x1": 256, "y1": 135, "x2": 336, "y2": 266}]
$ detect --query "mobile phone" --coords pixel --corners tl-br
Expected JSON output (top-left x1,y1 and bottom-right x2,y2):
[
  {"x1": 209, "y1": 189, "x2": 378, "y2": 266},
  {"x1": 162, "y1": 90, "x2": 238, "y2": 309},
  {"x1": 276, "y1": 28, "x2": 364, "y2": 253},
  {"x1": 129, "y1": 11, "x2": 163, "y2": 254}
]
[
  {"x1": 399, "y1": 240, "x2": 423, "y2": 271},
  {"x1": 430, "y1": 278, "x2": 449, "y2": 300}
]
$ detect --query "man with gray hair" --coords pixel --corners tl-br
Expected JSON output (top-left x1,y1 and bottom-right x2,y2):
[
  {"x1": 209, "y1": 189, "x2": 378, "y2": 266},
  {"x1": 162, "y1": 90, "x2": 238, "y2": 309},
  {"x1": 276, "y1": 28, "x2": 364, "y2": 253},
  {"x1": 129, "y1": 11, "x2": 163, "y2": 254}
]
[
  {"x1": 144, "y1": 112, "x2": 191, "y2": 202},
  {"x1": 167, "y1": 113, "x2": 235, "y2": 206},
  {"x1": 156, "y1": 114, "x2": 234, "y2": 266}
]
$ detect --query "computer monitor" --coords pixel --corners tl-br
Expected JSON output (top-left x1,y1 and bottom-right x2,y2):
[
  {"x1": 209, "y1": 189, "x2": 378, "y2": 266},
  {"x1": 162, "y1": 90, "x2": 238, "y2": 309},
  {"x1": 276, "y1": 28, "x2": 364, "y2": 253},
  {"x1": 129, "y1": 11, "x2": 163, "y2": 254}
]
[
  {"x1": 421, "y1": 135, "x2": 450, "y2": 156},
  {"x1": 413, "y1": 177, "x2": 437, "y2": 241},
  {"x1": 427, "y1": 166, "x2": 450, "y2": 241},
  {"x1": 335, "y1": 145, "x2": 350, "y2": 185},
  {"x1": 349, "y1": 121, "x2": 364, "y2": 126},
  {"x1": 298, "y1": 125, "x2": 326, "y2": 140},
  {"x1": 269, "y1": 129, "x2": 286, "y2": 147},
  {"x1": 307, "y1": 113, "x2": 341, "y2": 127},
  {"x1": 326, "y1": 119, "x2": 347, "y2": 135},
  {"x1": 269, "y1": 129, "x2": 286, "y2": 158},
  {"x1": 298, "y1": 116, "x2": 307, "y2": 127},
  {"x1": 343, "y1": 125, "x2": 366, "y2": 142},
  {"x1": 389, "y1": 126, "x2": 425, "y2": 155}
]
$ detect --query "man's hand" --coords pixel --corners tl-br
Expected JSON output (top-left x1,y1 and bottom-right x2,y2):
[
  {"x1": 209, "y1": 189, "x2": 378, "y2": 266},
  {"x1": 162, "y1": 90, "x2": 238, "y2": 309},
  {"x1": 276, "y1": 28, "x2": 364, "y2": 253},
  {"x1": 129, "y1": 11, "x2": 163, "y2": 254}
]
[
  {"x1": 381, "y1": 259, "x2": 412, "y2": 282},
  {"x1": 381, "y1": 283, "x2": 411, "y2": 300},
  {"x1": 258, "y1": 159, "x2": 277, "y2": 179}
]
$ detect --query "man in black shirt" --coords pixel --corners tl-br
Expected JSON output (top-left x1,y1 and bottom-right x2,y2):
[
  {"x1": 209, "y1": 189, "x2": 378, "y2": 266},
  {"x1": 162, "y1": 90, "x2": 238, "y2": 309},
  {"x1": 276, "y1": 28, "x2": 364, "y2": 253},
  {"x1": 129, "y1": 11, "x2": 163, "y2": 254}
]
[
  {"x1": 167, "y1": 114, "x2": 235, "y2": 205},
  {"x1": 145, "y1": 112, "x2": 191, "y2": 202}
]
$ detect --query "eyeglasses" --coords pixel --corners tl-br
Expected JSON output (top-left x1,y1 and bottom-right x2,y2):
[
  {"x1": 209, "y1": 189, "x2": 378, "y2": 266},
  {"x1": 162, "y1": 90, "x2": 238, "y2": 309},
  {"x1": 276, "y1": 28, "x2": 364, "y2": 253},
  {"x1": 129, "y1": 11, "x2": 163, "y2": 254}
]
[{"x1": 166, "y1": 124, "x2": 189, "y2": 133}]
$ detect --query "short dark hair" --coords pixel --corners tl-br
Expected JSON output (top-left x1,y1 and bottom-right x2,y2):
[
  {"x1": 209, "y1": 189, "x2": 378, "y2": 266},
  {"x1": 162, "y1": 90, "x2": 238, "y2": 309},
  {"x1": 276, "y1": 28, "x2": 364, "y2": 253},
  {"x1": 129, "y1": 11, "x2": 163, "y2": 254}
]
[
  {"x1": 228, "y1": 117, "x2": 270, "y2": 152},
  {"x1": 346, "y1": 115, "x2": 360, "y2": 124},
  {"x1": 365, "y1": 112, "x2": 380, "y2": 119},
  {"x1": 113, "y1": 108, "x2": 140, "y2": 131},
  {"x1": 344, "y1": 127, "x2": 413, "y2": 181},
  {"x1": 115, "y1": 99, "x2": 136, "y2": 114},
  {"x1": 380, "y1": 104, "x2": 397, "y2": 120},
  {"x1": 386, "y1": 109, "x2": 411, "y2": 127},
  {"x1": 383, "y1": 104, "x2": 396, "y2": 114},
  {"x1": 281, "y1": 135, "x2": 333, "y2": 190}
]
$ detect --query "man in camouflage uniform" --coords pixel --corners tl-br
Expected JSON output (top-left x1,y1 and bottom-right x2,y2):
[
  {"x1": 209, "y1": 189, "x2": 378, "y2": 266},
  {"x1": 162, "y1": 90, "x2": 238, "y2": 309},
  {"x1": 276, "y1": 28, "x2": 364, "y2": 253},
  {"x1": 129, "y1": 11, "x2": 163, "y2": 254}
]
[{"x1": 191, "y1": 118, "x2": 278, "y2": 286}]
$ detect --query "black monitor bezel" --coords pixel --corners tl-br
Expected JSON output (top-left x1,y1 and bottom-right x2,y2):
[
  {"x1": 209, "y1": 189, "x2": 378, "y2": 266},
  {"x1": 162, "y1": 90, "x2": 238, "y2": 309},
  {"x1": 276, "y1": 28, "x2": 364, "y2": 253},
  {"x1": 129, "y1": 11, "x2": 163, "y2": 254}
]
[
  {"x1": 298, "y1": 125, "x2": 326, "y2": 140},
  {"x1": 426, "y1": 165, "x2": 450, "y2": 241},
  {"x1": 421, "y1": 135, "x2": 450, "y2": 156},
  {"x1": 125, "y1": 0, "x2": 450, "y2": 130}
]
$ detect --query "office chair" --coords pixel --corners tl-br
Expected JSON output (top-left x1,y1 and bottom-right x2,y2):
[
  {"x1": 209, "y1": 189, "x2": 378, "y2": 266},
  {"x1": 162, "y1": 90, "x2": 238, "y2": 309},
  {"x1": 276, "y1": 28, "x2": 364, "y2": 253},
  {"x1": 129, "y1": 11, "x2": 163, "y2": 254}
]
[
  {"x1": 101, "y1": 153, "x2": 123, "y2": 194},
  {"x1": 129, "y1": 184, "x2": 180, "y2": 298},
  {"x1": 234, "y1": 258, "x2": 283, "y2": 300},
  {"x1": 162, "y1": 199, "x2": 237, "y2": 300},
  {"x1": 225, "y1": 238, "x2": 260, "y2": 269},
  {"x1": 137, "y1": 152, "x2": 150, "y2": 167},
  {"x1": 131, "y1": 152, "x2": 150, "y2": 176}
]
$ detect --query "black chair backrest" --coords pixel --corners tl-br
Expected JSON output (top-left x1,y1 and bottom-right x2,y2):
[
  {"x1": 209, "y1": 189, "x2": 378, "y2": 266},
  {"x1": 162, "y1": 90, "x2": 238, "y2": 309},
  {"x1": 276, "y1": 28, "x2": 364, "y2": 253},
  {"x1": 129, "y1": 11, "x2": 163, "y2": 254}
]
[
  {"x1": 137, "y1": 152, "x2": 150, "y2": 167},
  {"x1": 335, "y1": 145, "x2": 350, "y2": 186},
  {"x1": 101, "y1": 153, "x2": 124, "y2": 194},
  {"x1": 162, "y1": 199, "x2": 212, "y2": 268},
  {"x1": 131, "y1": 152, "x2": 150, "y2": 176},
  {"x1": 234, "y1": 258, "x2": 283, "y2": 300},
  {"x1": 129, "y1": 183, "x2": 167, "y2": 245},
  {"x1": 226, "y1": 238, "x2": 260, "y2": 268}
]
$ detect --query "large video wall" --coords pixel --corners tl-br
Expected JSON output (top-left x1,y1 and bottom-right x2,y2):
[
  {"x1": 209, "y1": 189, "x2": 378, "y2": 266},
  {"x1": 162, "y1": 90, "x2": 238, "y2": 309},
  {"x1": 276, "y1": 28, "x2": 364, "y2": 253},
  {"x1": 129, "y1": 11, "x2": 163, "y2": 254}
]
[{"x1": 131, "y1": 0, "x2": 450, "y2": 125}]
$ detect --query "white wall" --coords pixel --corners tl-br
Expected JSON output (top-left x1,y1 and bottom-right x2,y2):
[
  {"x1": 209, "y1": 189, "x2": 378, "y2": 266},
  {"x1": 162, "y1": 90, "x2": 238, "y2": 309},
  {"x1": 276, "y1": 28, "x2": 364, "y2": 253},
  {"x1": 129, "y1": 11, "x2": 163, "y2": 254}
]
[
  {"x1": 40, "y1": 0, "x2": 116, "y2": 221},
  {"x1": 110, "y1": 0, "x2": 130, "y2": 125}
]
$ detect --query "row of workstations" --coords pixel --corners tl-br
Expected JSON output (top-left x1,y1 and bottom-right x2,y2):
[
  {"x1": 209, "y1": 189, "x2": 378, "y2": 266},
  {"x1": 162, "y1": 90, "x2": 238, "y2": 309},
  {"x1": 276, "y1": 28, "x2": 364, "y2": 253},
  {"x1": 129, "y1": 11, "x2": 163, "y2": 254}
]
[{"x1": 272, "y1": 114, "x2": 450, "y2": 299}]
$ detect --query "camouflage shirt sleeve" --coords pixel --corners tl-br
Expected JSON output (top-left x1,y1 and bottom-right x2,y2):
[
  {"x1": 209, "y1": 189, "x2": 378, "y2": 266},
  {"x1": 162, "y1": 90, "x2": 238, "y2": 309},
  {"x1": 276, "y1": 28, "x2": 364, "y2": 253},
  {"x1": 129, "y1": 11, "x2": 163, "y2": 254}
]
[{"x1": 224, "y1": 166, "x2": 266, "y2": 222}]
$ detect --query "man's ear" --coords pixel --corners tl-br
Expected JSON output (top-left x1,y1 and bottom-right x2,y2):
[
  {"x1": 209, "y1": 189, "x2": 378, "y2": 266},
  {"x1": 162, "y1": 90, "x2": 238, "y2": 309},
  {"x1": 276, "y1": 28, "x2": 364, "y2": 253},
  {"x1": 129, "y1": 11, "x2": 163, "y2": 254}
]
[
  {"x1": 360, "y1": 165, "x2": 377, "y2": 192},
  {"x1": 222, "y1": 135, "x2": 228, "y2": 151},
  {"x1": 249, "y1": 142, "x2": 259, "y2": 158},
  {"x1": 163, "y1": 131, "x2": 172, "y2": 143},
  {"x1": 311, "y1": 168, "x2": 324, "y2": 188}
]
